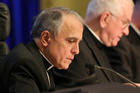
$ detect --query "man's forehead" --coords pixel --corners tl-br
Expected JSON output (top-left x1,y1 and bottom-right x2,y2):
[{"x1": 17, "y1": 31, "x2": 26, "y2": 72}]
[
  {"x1": 60, "y1": 16, "x2": 83, "y2": 32},
  {"x1": 55, "y1": 14, "x2": 83, "y2": 39}
]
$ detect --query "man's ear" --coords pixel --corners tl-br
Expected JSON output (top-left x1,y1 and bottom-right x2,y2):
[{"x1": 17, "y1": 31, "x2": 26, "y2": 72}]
[
  {"x1": 40, "y1": 30, "x2": 51, "y2": 47},
  {"x1": 100, "y1": 12, "x2": 112, "y2": 28}
]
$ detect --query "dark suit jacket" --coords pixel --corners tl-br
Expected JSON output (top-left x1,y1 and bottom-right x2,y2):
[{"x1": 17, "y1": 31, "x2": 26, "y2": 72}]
[
  {"x1": 104, "y1": 26, "x2": 140, "y2": 83},
  {"x1": 104, "y1": 37, "x2": 136, "y2": 81},
  {"x1": 127, "y1": 26, "x2": 140, "y2": 55},
  {"x1": 53, "y1": 26, "x2": 122, "y2": 89},
  {"x1": 127, "y1": 26, "x2": 140, "y2": 82},
  {"x1": 0, "y1": 41, "x2": 55, "y2": 93}
]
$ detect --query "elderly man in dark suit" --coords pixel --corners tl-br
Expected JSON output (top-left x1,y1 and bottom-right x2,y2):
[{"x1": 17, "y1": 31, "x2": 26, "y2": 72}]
[
  {"x1": 0, "y1": 7, "x2": 83, "y2": 93},
  {"x1": 106, "y1": 0, "x2": 140, "y2": 83},
  {"x1": 53, "y1": 0, "x2": 135, "y2": 88}
]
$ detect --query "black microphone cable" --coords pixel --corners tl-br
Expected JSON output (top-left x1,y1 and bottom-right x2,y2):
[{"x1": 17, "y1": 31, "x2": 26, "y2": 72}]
[{"x1": 94, "y1": 65, "x2": 139, "y2": 88}]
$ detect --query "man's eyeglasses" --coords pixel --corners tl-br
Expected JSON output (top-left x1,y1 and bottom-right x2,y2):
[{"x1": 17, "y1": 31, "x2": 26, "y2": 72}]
[
  {"x1": 110, "y1": 12, "x2": 131, "y2": 29},
  {"x1": 120, "y1": 19, "x2": 131, "y2": 29}
]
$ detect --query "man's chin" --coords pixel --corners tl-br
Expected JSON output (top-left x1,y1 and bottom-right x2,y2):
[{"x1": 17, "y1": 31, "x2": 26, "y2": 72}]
[
  {"x1": 106, "y1": 41, "x2": 118, "y2": 47},
  {"x1": 112, "y1": 42, "x2": 118, "y2": 47},
  {"x1": 57, "y1": 64, "x2": 69, "y2": 70},
  {"x1": 62, "y1": 65, "x2": 69, "y2": 70}
]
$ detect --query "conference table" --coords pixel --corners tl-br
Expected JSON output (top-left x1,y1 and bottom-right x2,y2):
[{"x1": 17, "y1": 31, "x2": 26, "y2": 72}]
[{"x1": 48, "y1": 83, "x2": 140, "y2": 93}]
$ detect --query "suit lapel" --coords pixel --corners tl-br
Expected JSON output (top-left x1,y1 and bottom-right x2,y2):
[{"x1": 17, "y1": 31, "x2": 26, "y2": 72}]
[
  {"x1": 83, "y1": 26, "x2": 113, "y2": 81},
  {"x1": 26, "y1": 41, "x2": 54, "y2": 90}
]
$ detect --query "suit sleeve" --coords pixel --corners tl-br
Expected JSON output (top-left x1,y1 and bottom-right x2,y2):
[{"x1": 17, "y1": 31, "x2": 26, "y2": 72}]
[{"x1": 8, "y1": 63, "x2": 40, "y2": 93}]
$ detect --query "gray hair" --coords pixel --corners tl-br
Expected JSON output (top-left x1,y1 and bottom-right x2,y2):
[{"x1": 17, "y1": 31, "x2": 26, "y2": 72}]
[
  {"x1": 31, "y1": 7, "x2": 83, "y2": 39},
  {"x1": 86, "y1": 0, "x2": 134, "y2": 19}
]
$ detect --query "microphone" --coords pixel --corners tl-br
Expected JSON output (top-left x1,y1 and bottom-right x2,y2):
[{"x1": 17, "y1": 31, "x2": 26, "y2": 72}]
[{"x1": 94, "y1": 65, "x2": 139, "y2": 88}]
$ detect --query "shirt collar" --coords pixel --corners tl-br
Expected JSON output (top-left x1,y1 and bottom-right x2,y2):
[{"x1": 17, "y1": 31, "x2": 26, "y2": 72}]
[
  {"x1": 39, "y1": 50, "x2": 54, "y2": 71},
  {"x1": 86, "y1": 25, "x2": 104, "y2": 44},
  {"x1": 130, "y1": 23, "x2": 140, "y2": 36}
]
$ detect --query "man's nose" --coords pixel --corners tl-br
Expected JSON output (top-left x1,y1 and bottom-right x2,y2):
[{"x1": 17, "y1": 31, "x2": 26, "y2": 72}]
[{"x1": 71, "y1": 44, "x2": 79, "y2": 55}]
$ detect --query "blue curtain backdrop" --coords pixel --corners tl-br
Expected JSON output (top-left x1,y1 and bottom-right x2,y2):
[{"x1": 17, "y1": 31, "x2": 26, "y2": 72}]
[{"x1": 0, "y1": 0, "x2": 39, "y2": 49}]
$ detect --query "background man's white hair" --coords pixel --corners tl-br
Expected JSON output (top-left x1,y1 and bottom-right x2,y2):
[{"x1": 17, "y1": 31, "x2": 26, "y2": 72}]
[{"x1": 86, "y1": 0, "x2": 134, "y2": 19}]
